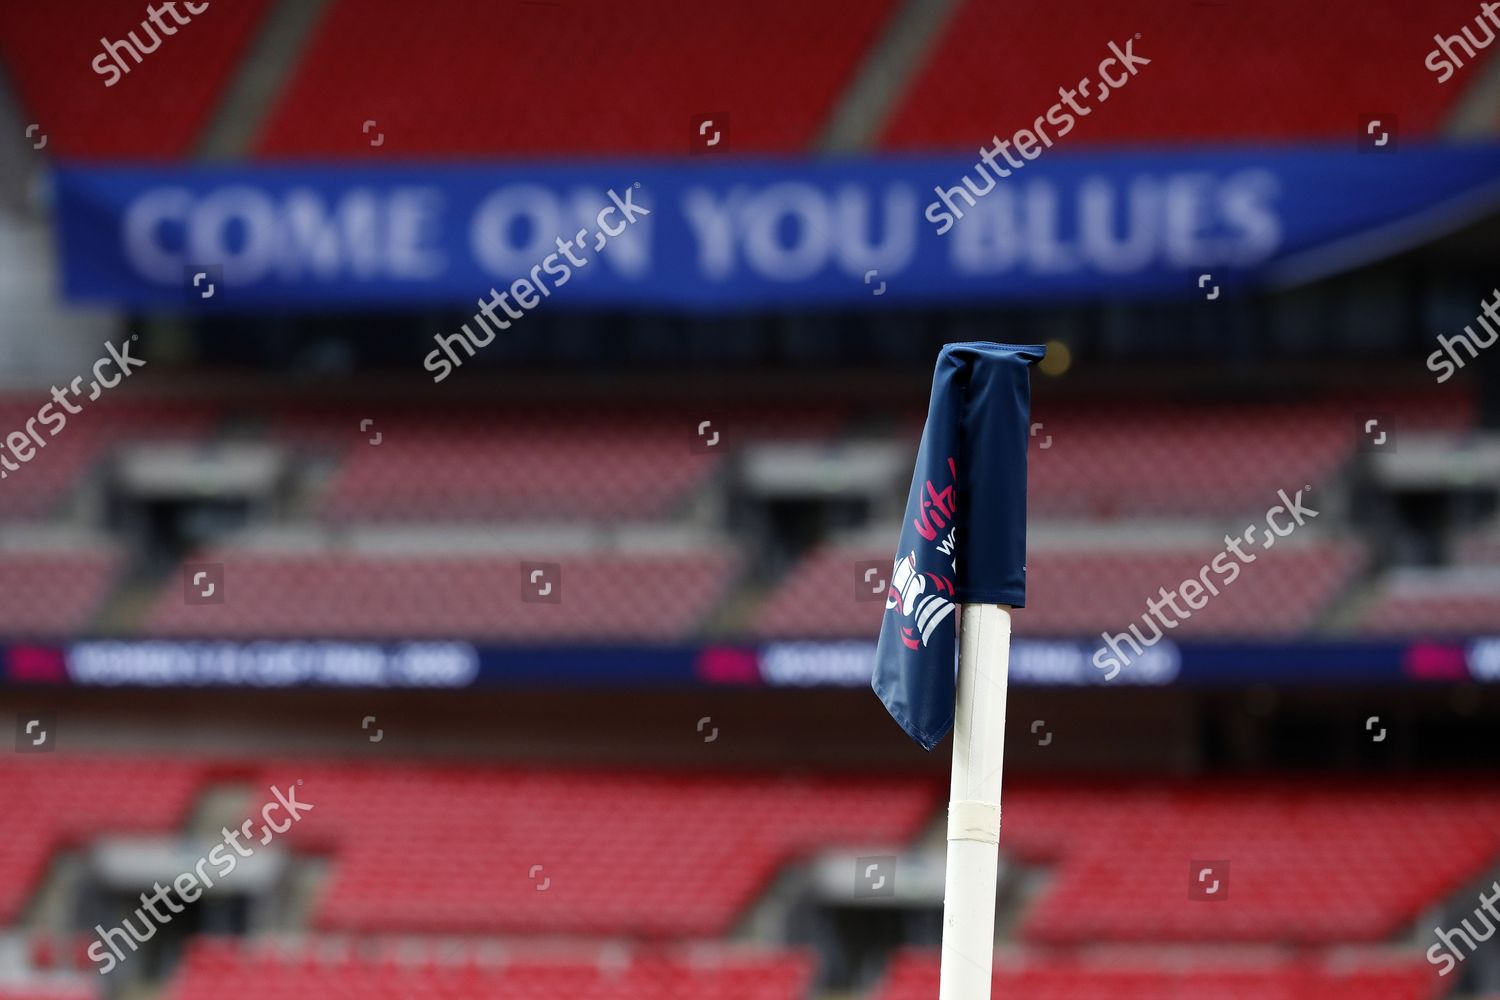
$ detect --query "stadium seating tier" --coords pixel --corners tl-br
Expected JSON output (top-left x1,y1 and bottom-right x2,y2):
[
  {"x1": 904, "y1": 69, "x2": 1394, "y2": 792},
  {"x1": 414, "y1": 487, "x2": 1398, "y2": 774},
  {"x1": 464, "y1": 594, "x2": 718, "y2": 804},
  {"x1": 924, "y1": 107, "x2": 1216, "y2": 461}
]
[
  {"x1": 881, "y1": 0, "x2": 1492, "y2": 148},
  {"x1": 874, "y1": 950, "x2": 1445, "y2": 1000},
  {"x1": 0, "y1": 1, "x2": 271, "y2": 158},
  {"x1": 165, "y1": 939, "x2": 813, "y2": 1000},
  {"x1": 254, "y1": 0, "x2": 900, "y2": 157}
]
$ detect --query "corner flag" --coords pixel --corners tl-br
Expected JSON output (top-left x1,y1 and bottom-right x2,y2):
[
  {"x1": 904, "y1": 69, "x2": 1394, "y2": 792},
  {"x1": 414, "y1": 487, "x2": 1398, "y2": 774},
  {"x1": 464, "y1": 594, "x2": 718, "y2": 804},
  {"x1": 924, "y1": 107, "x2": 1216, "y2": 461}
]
[{"x1": 872, "y1": 342, "x2": 1045, "y2": 750}]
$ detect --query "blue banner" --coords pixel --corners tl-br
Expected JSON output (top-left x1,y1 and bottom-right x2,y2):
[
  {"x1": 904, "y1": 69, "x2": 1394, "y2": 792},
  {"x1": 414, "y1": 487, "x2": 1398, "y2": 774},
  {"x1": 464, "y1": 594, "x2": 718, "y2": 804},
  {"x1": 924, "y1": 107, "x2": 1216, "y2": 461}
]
[
  {"x1": 4, "y1": 637, "x2": 1497, "y2": 690},
  {"x1": 53, "y1": 145, "x2": 1500, "y2": 310}
]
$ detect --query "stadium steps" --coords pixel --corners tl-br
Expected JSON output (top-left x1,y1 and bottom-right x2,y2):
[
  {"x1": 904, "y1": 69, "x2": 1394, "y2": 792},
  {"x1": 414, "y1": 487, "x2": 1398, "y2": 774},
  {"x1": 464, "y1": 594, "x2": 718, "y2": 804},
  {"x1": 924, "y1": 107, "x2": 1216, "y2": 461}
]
[
  {"x1": 13, "y1": 852, "x2": 85, "y2": 939},
  {"x1": 701, "y1": 579, "x2": 775, "y2": 637},
  {"x1": 91, "y1": 576, "x2": 165, "y2": 637},
  {"x1": 281, "y1": 857, "x2": 333, "y2": 934},
  {"x1": 183, "y1": 784, "x2": 260, "y2": 839},
  {"x1": 1447, "y1": 37, "x2": 1500, "y2": 138},
  {"x1": 994, "y1": 864, "x2": 1051, "y2": 945},
  {"x1": 197, "y1": 0, "x2": 334, "y2": 160},
  {"x1": 0, "y1": 50, "x2": 38, "y2": 217},
  {"x1": 1321, "y1": 577, "x2": 1388, "y2": 635},
  {"x1": 734, "y1": 860, "x2": 816, "y2": 946},
  {"x1": 817, "y1": 0, "x2": 964, "y2": 153},
  {"x1": 280, "y1": 452, "x2": 343, "y2": 520},
  {"x1": 184, "y1": 778, "x2": 328, "y2": 935},
  {"x1": 0, "y1": 223, "x2": 117, "y2": 386}
]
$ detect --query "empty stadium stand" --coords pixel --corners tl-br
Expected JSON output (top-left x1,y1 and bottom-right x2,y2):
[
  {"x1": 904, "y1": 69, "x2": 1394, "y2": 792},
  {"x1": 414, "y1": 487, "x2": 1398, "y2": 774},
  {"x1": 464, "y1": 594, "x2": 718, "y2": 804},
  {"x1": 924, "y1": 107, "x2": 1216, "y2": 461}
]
[
  {"x1": 1356, "y1": 569, "x2": 1500, "y2": 636},
  {"x1": 1456, "y1": 528, "x2": 1500, "y2": 566},
  {"x1": 6, "y1": 0, "x2": 1489, "y2": 161},
  {"x1": 0, "y1": 989, "x2": 94, "y2": 1000},
  {"x1": 0, "y1": 1, "x2": 271, "y2": 158},
  {"x1": 1003, "y1": 780, "x2": 1500, "y2": 944},
  {"x1": 0, "y1": 756, "x2": 936, "y2": 948},
  {"x1": 0, "y1": 543, "x2": 122, "y2": 638},
  {"x1": 304, "y1": 409, "x2": 722, "y2": 523},
  {"x1": 750, "y1": 541, "x2": 888, "y2": 640},
  {"x1": 0, "y1": 391, "x2": 1484, "y2": 643},
  {"x1": 254, "y1": 0, "x2": 899, "y2": 157},
  {"x1": 749, "y1": 538, "x2": 1364, "y2": 639},
  {"x1": 165, "y1": 938, "x2": 813, "y2": 1000},
  {"x1": 14, "y1": 760, "x2": 1487, "y2": 948},
  {"x1": 1022, "y1": 541, "x2": 1364, "y2": 637},
  {"x1": 141, "y1": 546, "x2": 741, "y2": 640},
  {"x1": 1023, "y1": 395, "x2": 1474, "y2": 520},
  {"x1": 0, "y1": 398, "x2": 217, "y2": 522},
  {"x1": 273, "y1": 402, "x2": 848, "y2": 523},
  {"x1": 873, "y1": 950, "x2": 1443, "y2": 1000},
  {"x1": 881, "y1": 0, "x2": 1491, "y2": 149},
  {"x1": 0, "y1": 757, "x2": 206, "y2": 924},
  {"x1": 1, "y1": 760, "x2": 1489, "y2": 996},
  {"x1": 251, "y1": 761, "x2": 937, "y2": 937}
]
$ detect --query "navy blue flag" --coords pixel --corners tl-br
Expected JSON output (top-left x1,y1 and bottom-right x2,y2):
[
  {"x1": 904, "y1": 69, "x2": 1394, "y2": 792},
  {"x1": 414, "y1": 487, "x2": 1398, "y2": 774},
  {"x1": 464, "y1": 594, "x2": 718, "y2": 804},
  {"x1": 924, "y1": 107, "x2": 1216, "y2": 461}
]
[{"x1": 873, "y1": 342, "x2": 1046, "y2": 750}]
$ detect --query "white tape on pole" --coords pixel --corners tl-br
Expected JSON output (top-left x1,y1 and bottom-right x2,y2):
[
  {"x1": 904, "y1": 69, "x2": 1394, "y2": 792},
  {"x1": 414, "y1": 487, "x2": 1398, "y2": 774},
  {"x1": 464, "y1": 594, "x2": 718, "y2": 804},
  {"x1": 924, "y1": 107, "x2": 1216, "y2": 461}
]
[{"x1": 938, "y1": 603, "x2": 1012, "y2": 1000}]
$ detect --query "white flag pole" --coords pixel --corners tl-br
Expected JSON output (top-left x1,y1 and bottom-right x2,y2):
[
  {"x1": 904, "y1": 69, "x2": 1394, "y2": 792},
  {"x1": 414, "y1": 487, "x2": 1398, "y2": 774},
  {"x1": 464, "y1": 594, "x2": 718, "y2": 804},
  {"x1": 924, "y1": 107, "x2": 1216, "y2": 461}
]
[{"x1": 938, "y1": 603, "x2": 1013, "y2": 1000}]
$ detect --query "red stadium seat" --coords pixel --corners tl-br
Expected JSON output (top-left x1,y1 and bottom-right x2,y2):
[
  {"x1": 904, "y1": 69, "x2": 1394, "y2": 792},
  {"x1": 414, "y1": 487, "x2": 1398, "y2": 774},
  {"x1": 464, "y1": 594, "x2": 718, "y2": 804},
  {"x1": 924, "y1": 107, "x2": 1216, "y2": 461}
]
[
  {"x1": 750, "y1": 540, "x2": 1365, "y2": 639},
  {"x1": 1003, "y1": 780, "x2": 1500, "y2": 945},
  {"x1": 142, "y1": 548, "x2": 741, "y2": 641},
  {"x1": 881, "y1": 0, "x2": 1493, "y2": 149},
  {"x1": 1454, "y1": 529, "x2": 1500, "y2": 566},
  {"x1": 1021, "y1": 542, "x2": 1365, "y2": 638},
  {"x1": 0, "y1": 398, "x2": 218, "y2": 522},
  {"x1": 0, "y1": 545, "x2": 122, "y2": 637},
  {"x1": 253, "y1": 762, "x2": 937, "y2": 937},
  {"x1": 255, "y1": 0, "x2": 899, "y2": 157},
  {"x1": 164, "y1": 939, "x2": 813, "y2": 1000},
  {"x1": 0, "y1": 757, "x2": 208, "y2": 925},
  {"x1": 1022, "y1": 395, "x2": 1473, "y2": 521},
  {"x1": 304, "y1": 408, "x2": 721, "y2": 523},
  {"x1": 749, "y1": 541, "x2": 888, "y2": 640},
  {"x1": 874, "y1": 950, "x2": 1444, "y2": 1000},
  {"x1": 1356, "y1": 571, "x2": 1500, "y2": 636},
  {"x1": 0, "y1": 2, "x2": 271, "y2": 159},
  {"x1": 0, "y1": 757, "x2": 934, "y2": 940},
  {"x1": 271, "y1": 403, "x2": 847, "y2": 524},
  {"x1": 0, "y1": 989, "x2": 97, "y2": 1000}
]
